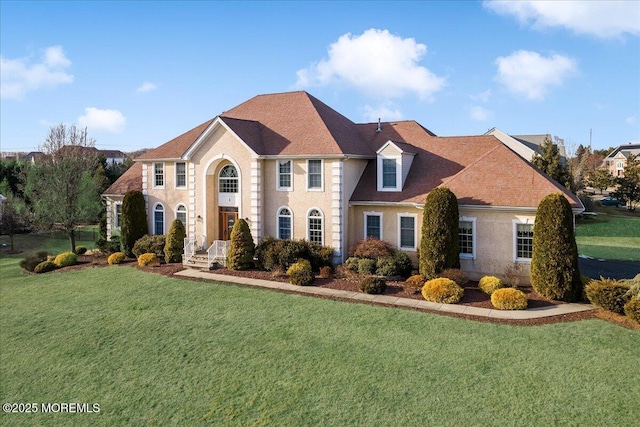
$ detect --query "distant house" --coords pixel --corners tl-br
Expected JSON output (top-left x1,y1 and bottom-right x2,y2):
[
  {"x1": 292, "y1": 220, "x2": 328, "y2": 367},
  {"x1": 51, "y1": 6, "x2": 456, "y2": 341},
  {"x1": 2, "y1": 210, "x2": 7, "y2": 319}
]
[
  {"x1": 103, "y1": 91, "x2": 583, "y2": 284},
  {"x1": 485, "y1": 128, "x2": 567, "y2": 164},
  {"x1": 101, "y1": 150, "x2": 127, "y2": 166},
  {"x1": 25, "y1": 151, "x2": 45, "y2": 164},
  {"x1": 602, "y1": 143, "x2": 640, "y2": 177}
]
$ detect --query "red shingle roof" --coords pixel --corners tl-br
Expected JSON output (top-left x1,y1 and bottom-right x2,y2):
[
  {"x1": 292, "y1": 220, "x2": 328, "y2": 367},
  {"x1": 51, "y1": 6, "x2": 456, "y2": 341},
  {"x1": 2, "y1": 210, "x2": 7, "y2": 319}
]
[
  {"x1": 137, "y1": 119, "x2": 214, "y2": 160},
  {"x1": 103, "y1": 162, "x2": 142, "y2": 195}
]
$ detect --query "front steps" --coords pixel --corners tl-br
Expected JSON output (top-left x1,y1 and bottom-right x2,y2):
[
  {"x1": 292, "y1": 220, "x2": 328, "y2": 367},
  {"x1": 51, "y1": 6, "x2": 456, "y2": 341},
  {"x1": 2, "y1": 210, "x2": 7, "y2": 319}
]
[{"x1": 182, "y1": 251, "x2": 225, "y2": 270}]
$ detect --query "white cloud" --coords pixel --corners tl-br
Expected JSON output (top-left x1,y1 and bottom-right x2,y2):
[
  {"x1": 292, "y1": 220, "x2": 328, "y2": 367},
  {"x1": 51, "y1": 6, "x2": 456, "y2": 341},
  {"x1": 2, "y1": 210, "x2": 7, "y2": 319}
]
[
  {"x1": 77, "y1": 107, "x2": 127, "y2": 133},
  {"x1": 484, "y1": 0, "x2": 640, "y2": 39},
  {"x1": 626, "y1": 115, "x2": 637, "y2": 124},
  {"x1": 0, "y1": 45, "x2": 74, "y2": 99},
  {"x1": 495, "y1": 50, "x2": 577, "y2": 100},
  {"x1": 470, "y1": 89, "x2": 492, "y2": 103},
  {"x1": 295, "y1": 28, "x2": 445, "y2": 100},
  {"x1": 470, "y1": 106, "x2": 492, "y2": 122},
  {"x1": 136, "y1": 81, "x2": 157, "y2": 93},
  {"x1": 362, "y1": 104, "x2": 404, "y2": 122}
]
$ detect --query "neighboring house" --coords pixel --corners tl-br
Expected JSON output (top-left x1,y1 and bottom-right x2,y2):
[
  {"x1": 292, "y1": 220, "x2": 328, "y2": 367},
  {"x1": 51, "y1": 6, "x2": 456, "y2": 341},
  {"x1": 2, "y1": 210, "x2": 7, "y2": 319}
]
[
  {"x1": 485, "y1": 128, "x2": 567, "y2": 164},
  {"x1": 25, "y1": 151, "x2": 45, "y2": 164},
  {"x1": 601, "y1": 143, "x2": 640, "y2": 177},
  {"x1": 103, "y1": 91, "x2": 583, "y2": 284},
  {"x1": 101, "y1": 150, "x2": 127, "y2": 165}
]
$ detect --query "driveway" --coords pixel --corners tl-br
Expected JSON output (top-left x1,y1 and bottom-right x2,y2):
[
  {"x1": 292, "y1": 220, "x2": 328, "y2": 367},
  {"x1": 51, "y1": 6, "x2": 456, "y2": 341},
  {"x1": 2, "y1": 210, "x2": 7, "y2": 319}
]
[{"x1": 579, "y1": 257, "x2": 640, "y2": 280}]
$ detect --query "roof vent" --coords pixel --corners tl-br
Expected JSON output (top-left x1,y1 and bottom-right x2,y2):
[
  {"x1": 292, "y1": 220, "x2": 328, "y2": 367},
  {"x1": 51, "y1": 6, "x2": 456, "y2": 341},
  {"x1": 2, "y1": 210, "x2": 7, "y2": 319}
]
[{"x1": 376, "y1": 118, "x2": 382, "y2": 133}]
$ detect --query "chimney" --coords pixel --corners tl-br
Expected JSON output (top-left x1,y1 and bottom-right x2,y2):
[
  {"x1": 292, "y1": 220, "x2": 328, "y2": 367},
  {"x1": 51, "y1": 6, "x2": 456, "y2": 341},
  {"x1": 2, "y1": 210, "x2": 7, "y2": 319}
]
[{"x1": 376, "y1": 118, "x2": 381, "y2": 133}]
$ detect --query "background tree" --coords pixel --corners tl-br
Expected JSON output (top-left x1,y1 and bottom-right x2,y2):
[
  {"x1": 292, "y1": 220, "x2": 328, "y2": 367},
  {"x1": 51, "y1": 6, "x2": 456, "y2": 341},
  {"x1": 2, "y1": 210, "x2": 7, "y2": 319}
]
[
  {"x1": 531, "y1": 193, "x2": 582, "y2": 302},
  {"x1": 0, "y1": 158, "x2": 27, "y2": 198},
  {"x1": 419, "y1": 187, "x2": 460, "y2": 279},
  {"x1": 226, "y1": 218, "x2": 255, "y2": 270},
  {"x1": 591, "y1": 168, "x2": 615, "y2": 194},
  {"x1": 532, "y1": 136, "x2": 572, "y2": 190},
  {"x1": 0, "y1": 179, "x2": 31, "y2": 253},
  {"x1": 611, "y1": 153, "x2": 640, "y2": 211},
  {"x1": 24, "y1": 124, "x2": 105, "y2": 252},
  {"x1": 164, "y1": 218, "x2": 186, "y2": 263},
  {"x1": 121, "y1": 190, "x2": 148, "y2": 257}
]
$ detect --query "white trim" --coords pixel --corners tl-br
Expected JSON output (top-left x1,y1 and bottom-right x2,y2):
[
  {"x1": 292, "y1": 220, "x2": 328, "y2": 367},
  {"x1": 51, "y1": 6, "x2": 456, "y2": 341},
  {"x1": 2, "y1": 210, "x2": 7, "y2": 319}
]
[
  {"x1": 397, "y1": 213, "x2": 417, "y2": 251},
  {"x1": 183, "y1": 117, "x2": 260, "y2": 160},
  {"x1": 306, "y1": 159, "x2": 324, "y2": 191},
  {"x1": 201, "y1": 155, "x2": 243, "y2": 238},
  {"x1": 377, "y1": 155, "x2": 402, "y2": 192},
  {"x1": 307, "y1": 207, "x2": 324, "y2": 245},
  {"x1": 153, "y1": 203, "x2": 165, "y2": 235},
  {"x1": 175, "y1": 162, "x2": 187, "y2": 189},
  {"x1": 153, "y1": 162, "x2": 165, "y2": 189},
  {"x1": 276, "y1": 206, "x2": 293, "y2": 240},
  {"x1": 513, "y1": 218, "x2": 535, "y2": 263},
  {"x1": 114, "y1": 201, "x2": 122, "y2": 230},
  {"x1": 175, "y1": 203, "x2": 188, "y2": 229},
  {"x1": 276, "y1": 159, "x2": 293, "y2": 191},
  {"x1": 364, "y1": 211, "x2": 383, "y2": 240},
  {"x1": 458, "y1": 216, "x2": 476, "y2": 260}
]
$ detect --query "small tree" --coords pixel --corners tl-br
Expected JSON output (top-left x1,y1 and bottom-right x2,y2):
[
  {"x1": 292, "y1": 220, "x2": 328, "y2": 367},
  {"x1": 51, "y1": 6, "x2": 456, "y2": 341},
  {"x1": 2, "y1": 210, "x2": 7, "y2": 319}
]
[
  {"x1": 591, "y1": 168, "x2": 615, "y2": 194},
  {"x1": 164, "y1": 218, "x2": 186, "y2": 263},
  {"x1": 226, "y1": 218, "x2": 255, "y2": 270},
  {"x1": 419, "y1": 187, "x2": 460, "y2": 279},
  {"x1": 121, "y1": 190, "x2": 148, "y2": 257},
  {"x1": 0, "y1": 179, "x2": 31, "y2": 253},
  {"x1": 531, "y1": 193, "x2": 582, "y2": 302},
  {"x1": 611, "y1": 153, "x2": 640, "y2": 211},
  {"x1": 532, "y1": 136, "x2": 572, "y2": 189}
]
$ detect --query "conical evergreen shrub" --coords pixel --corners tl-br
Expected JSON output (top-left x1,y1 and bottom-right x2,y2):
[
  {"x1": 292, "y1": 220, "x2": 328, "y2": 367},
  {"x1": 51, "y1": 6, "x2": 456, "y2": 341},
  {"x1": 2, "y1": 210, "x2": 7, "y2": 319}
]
[
  {"x1": 226, "y1": 218, "x2": 255, "y2": 270},
  {"x1": 121, "y1": 190, "x2": 148, "y2": 257},
  {"x1": 164, "y1": 218, "x2": 186, "y2": 263},
  {"x1": 419, "y1": 187, "x2": 460, "y2": 279}
]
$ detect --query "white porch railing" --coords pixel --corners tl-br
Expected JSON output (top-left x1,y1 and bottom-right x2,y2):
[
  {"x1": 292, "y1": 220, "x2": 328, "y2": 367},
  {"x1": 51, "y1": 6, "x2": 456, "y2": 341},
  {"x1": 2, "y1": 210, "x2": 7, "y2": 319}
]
[
  {"x1": 183, "y1": 235, "x2": 207, "y2": 263},
  {"x1": 207, "y1": 240, "x2": 230, "y2": 266}
]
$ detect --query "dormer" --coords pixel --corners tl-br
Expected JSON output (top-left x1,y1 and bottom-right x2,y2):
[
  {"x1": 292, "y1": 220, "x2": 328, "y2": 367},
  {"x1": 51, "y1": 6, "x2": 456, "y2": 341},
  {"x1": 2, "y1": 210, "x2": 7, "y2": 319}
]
[{"x1": 376, "y1": 140, "x2": 416, "y2": 192}]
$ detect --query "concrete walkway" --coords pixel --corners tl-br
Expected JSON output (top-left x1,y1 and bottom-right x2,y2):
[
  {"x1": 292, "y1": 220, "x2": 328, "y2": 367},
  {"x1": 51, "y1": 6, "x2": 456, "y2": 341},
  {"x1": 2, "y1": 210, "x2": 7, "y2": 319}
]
[{"x1": 174, "y1": 269, "x2": 595, "y2": 320}]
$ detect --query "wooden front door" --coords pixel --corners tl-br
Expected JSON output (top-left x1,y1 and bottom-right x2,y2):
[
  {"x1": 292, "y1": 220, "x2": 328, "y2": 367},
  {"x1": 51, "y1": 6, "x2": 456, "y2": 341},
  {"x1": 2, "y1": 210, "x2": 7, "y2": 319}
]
[{"x1": 219, "y1": 208, "x2": 238, "y2": 241}]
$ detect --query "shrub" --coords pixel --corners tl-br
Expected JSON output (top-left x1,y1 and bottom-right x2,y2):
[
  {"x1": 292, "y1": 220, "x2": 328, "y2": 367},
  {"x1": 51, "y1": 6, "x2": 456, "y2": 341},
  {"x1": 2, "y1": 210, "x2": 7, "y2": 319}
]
[
  {"x1": 376, "y1": 257, "x2": 398, "y2": 277},
  {"x1": 479, "y1": 276, "x2": 504, "y2": 295},
  {"x1": 352, "y1": 238, "x2": 392, "y2": 260},
  {"x1": 108, "y1": 252, "x2": 126, "y2": 265},
  {"x1": 54, "y1": 251, "x2": 78, "y2": 267},
  {"x1": 34, "y1": 261, "x2": 58, "y2": 274},
  {"x1": 420, "y1": 187, "x2": 460, "y2": 279},
  {"x1": 287, "y1": 259, "x2": 314, "y2": 286},
  {"x1": 138, "y1": 253, "x2": 159, "y2": 267},
  {"x1": 20, "y1": 253, "x2": 48, "y2": 272},
  {"x1": 97, "y1": 235, "x2": 121, "y2": 254},
  {"x1": 256, "y1": 237, "x2": 332, "y2": 272},
  {"x1": 393, "y1": 251, "x2": 414, "y2": 278},
  {"x1": 226, "y1": 218, "x2": 255, "y2": 270},
  {"x1": 121, "y1": 190, "x2": 148, "y2": 257},
  {"x1": 438, "y1": 268, "x2": 469, "y2": 287},
  {"x1": 164, "y1": 218, "x2": 186, "y2": 263},
  {"x1": 502, "y1": 263, "x2": 524, "y2": 288},
  {"x1": 359, "y1": 276, "x2": 386, "y2": 294},
  {"x1": 585, "y1": 278, "x2": 631, "y2": 314},
  {"x1": 491, "y1": 288, "x2": 528, "y2": 310},
  {"x1": 36, "y1": 251, "x2": 48, "y2": 260},
  {"x1": 358, "y1": 258, "x2": 376, "y2": 275},
  {"x1": 319, "y1": 266, "x2": 333, "y2": 279},
  {"x1": 624, "y1": 296, "x2": 640, "y2": 324},
  {"x1": 422, "y1": 278, "x2": 464, "y2": 304},
  {"x1": 405, "y1": 275, "x2": 425, "y2": 293},
  {"x1": 625, "y1": 275, "x2": 640, "y2": 298},
  {"x1": 531, "y1": 193, "x2": 582, "y2": 302},
  {"x1": 344, "y1": 257, "x2": 360, "y2": 272},
  {"x1": 75, "y1": 246, "x2": 87, "y2": 255},
  {"x1": 133, "y1": 235, "x2": 166, "y2": 258}
]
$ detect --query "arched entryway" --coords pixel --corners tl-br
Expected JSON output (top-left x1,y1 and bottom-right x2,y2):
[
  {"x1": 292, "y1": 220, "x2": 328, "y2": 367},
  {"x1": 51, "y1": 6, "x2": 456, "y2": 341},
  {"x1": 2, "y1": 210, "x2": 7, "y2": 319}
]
[{"x1": 203, "y1": 156, "x2": 242, "y2": 245}]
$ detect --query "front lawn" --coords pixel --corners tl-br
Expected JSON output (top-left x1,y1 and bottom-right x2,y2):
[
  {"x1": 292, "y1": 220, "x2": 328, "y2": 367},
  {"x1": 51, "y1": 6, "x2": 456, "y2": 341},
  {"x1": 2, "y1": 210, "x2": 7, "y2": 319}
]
[
  {"x1": 1, "y1": 251, "x2": 638, "y2": 425},
  {"x1": 576, "y1": 215, "x2": 640, "y2": 260}
]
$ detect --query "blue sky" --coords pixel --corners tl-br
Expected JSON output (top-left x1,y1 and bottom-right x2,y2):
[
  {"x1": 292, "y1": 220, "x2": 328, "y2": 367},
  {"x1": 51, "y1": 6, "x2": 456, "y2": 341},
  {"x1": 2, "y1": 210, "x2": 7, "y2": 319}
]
[{"x1": 1, "y1": 1, "x2": 639, "y2": 154}]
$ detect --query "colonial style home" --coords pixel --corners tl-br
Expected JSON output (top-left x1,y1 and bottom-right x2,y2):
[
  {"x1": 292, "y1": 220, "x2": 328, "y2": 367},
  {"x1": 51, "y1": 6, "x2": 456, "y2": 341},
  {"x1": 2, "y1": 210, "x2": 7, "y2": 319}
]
[
  {"x1": 602, "y1": 143, "x2": 640, "y2": 177},
  {"x1": 103, "y1": 91, "x2": 583, "y2": 284}
]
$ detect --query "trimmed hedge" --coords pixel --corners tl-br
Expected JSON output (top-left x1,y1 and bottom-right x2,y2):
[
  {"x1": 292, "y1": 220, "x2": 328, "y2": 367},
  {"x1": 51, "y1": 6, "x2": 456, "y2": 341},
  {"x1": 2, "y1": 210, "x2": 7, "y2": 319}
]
[
  {"x1": 491, "y1": 288, "x2": 528, "y2": 310},
  {"x1": 133, "y1": 235, "x2": 166, "y2": 258},
  {"x1": 585, "y1": 278, "x2": 631, "y2": 314},
  {"x1": 352, "y1": 238, "x2": 392, "y2": 260},
  {"x1": 54, "y1": 251, "x2": 78, "y2": 267},
  {"x1": 287, "y1": 259, "x2": 314, "y2": 286},
  {"x1": 359, "y1": 276, "x2": 386, "y2": 294},
  {"x1": 624, "y1": 296, "x2": 640, "y2": 324},
  {"x1": 479, "y1": 276, "x2": 504, "y2": 295},
  {"x1": 164, "y1": 219, "x2": 186, "y2": 264},
  {"x1": 256, "y1": 237, "x2": 333, "y2": 272},
  {"x1": 405, "y1": 274, "x2": 425, "y2": 289},
  {"x1": 108, "y1": 252, "x2": 126, "y2": 265},
  {"x1": 121, "y1": 190, "x2": 148, "y2": 257},
  {"x1": 34, "y1": 261, "x2": 58, "y2": 274},
  {"x1": 422, "y1": 278, "x2": 464, "y2": 304},
  {"x1": 138, "y1": 253, "x2": 160, "y2": 267},
  {"x1": 226, "y1": 218, "x2": 255, "y2": 270},
  {"x1": 419, "y1": 187, "x2": 460, "y2": 279}
]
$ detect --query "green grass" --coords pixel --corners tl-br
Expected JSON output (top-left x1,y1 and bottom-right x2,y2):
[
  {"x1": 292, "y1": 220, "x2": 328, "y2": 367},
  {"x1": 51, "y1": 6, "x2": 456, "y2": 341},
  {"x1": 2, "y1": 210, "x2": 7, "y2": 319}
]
[
  {"x1": 576, "y1": 214, "x2": 640, "y2": 260},
  {"x1": 1, "y1": 236, "x2": 639, "y2": 426}
]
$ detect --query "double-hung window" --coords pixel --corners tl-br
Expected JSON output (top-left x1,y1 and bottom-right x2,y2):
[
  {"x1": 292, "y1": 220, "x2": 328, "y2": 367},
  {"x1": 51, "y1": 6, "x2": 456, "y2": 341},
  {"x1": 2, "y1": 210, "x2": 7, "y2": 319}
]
[
  {"x1": 176, "y1": 162, "x2": 186, "y2": 188},
  {"x1": 308, "y1": 209, "x2": 323, "y2": 244},
  {"x1": 515, "y1": 222, "x2": 534, "y2": 261},
  {"x1": 382, "y1": 159, "x2": 397, "y2": 188},
  {"x1": 115, "y1": 203, "x2": 122, "y2": 229},
  {"x1": 307, "y1": 160, "x2": 322, "y2": 190},
  {"x1": 154, "y1": 163, "x2": 164, "y2": 187},
  {"x1": 278, "y1": 160, "x2": 292, "y2": 191},
  {"x1": 459, "y1": 218, "x2": 475, "y2": 259},
  {"x1": 278, "y1": 207, "x2": 292, "y2": 240},
  {"x1": 154, "y1": 204, "x2": 165, "y2": 235},
  {"x1": 364, "y1": 213, "x2": 382, "y2": 240},
  {"x1": 176, "y1": 204, "x2": 187, "y2": 226},
  {"x1": 398, "y1": 214, "x2": 416, "y2": 250}
]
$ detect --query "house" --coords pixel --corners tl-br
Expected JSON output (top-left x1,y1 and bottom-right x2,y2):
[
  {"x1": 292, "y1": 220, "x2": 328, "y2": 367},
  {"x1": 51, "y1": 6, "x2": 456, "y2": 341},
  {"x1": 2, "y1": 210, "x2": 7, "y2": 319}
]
[
  {"x1": 601, "y1": 143, "x2": 640, "y2": 177},
  {"x1": 485, "y1": 128, "x2": 567, "y2": 164},
  {"x1": 103, "y1": 91, "x2": 583, "y2": 284},
  {"x1": 101, "y1": 149, "x2": 127, "y2": 166}
]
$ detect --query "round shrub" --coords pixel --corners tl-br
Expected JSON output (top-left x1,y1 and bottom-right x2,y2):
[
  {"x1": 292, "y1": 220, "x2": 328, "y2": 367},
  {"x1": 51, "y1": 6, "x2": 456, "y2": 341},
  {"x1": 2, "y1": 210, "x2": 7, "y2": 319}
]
[
  {"x1": 479, "y1": 276, "x2": 504, "y2": 295},
  {"x1": 164, "y1": 218, "x2": 186, "y2": 263},
  {"x1": 358, "y1": 258, "x2": 376, "y2": 275},
  {"x1": 405, "y1": 274, "x2": 425, "y2": 289},
  {"x1": 108, "y1": 252, "x2": 126, "y2": 265},
  {"x1": 491, "y1": 288, "x2": 528, "y2": 310},
  {"x1": 256, "y1": 237, "x2": 332, "y2": 272},
  {"x1": 344, "y1": 257, "x2": 360, "y2": 272},
  {"x1": 138, "y1": 253, "x2": 160, "y2": 267},
  {"x1": 624, "y1": 296, "x2": 640, "y2": 324},
  {"x1": 438, "y1": 268, "x2": 469, "y2": 287},
  {"x1": 54, "y1": 251, "x2": 78, "y2": 267},
  {"x1": 133, "y1": 235, "x2": 166, "y2": 258},
  {"x1": 422, "y1": 278, "x2": 464, "y2": 304},
  {"x1": 319, "y1": 266, "x2": 333, "y2": 279},
  {"x1": 287, "y1": 259, "x2": 314, "y2": 286},
  {"x1": 34, "y1": 261, "x2": 58, "y2": 274},
  {"x1": 585, "y1": 278, "x2": 631, "y2": 314},
  {"x1": 352, "y1": 238, "x2": 392, "y2": 260},
  {"x1": 359, "y1": 276, "x2": 386, "y2": 294},
  {"x1": 375, "y1": 257, "x2": 398, "y2": 277},
  {"x1": 393, "y1": 251, "x2": 414, "y2": 278},
  {"x1": 20, "y1": 254, "x2": 47, "y2": 272},
  {"x1": 75, "y1": 246, "x2": 87, "y2": 255}
]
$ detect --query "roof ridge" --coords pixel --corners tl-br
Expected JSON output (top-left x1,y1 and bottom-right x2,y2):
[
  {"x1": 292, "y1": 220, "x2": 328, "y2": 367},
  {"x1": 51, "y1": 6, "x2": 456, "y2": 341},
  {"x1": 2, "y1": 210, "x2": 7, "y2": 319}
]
[{"x1": 440, "y1": 143, "x2": 503, "y2": 187}]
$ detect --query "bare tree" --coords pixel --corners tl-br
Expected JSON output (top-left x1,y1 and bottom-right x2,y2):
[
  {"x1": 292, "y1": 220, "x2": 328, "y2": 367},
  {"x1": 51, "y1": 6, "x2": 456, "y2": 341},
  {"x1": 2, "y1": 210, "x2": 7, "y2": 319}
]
[{"x1": 24, "y1": 124, "x2": 106, "y2": 252}]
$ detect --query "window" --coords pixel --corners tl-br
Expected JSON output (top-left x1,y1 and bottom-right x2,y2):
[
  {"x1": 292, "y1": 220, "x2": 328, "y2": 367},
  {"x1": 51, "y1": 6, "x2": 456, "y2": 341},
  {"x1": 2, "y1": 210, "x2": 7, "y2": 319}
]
[
  {"x1": 307, "y1": 159, "x2": 322, "y2": 190},
  {"x1": 616, "y1": 161, "x2": 624, "y2": 170},
  {"x1": 364, "y1": 212, "x2": 382, "y2": 240},
  {"x1": 277, "y1": 207, "x2": 292, "y2": 240},
  {"x1": 459, "y1": 218, "x2": 476, "y2": 259},
  {"x1": 382, "y1": 159, "x2": 397, "y2": 188},
  {"x1": 219, "y1": 165, "x2": 238, "y2": 193},
  {"x1": 114, "y1": 203, "x2": 122, "y2": 229},
  {"x1": 154, "y1": 204, "x2": 164, "y2": 235},
  {"x1": 515, "y1": 223, "x2": 534, "y2": 260},
  {"x1": 176, "y1": 204, "x2": 187, "y2": 226},
  {"x1": 308, "y1": 208, "x2": 323, "y2": 244},
  {"x1": 176, "y1": 162, "x2": 186, "y2": 188},
  {"x1": 278, "y1": 160, "x2": 292, "y2": 191},
  {"x1": 398, "y1": 214, "x2": 416, "y2": 250},
  {"x1": 154, "y1": 163, "x2": 164, "y2": 187}
]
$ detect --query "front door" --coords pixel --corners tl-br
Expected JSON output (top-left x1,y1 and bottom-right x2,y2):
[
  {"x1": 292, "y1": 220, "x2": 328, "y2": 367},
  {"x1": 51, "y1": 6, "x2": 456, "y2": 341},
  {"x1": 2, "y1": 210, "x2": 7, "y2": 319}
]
[{"x1": 219, "y1": 208, "x2": 238, "y2": 241}]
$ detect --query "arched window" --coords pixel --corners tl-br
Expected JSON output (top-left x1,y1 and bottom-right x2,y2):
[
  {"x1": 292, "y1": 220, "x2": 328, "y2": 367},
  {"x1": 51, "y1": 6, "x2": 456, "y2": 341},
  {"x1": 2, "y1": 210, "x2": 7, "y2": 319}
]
[
  {"x1": 219, "y1": 165, "x2": 238, "y2": 193},
  {"x1": 176, "y1": 204, "x2": 187, "y2": 227},
  {"x1": 277, "y1": 207, "x2": 292, "y2": 240},
  {"x1": 307, "y1": 208, "x2": 323, "y2": 245},
  {"x1": 154, "y1": 204, "x2": 165, "y2": 235}
]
